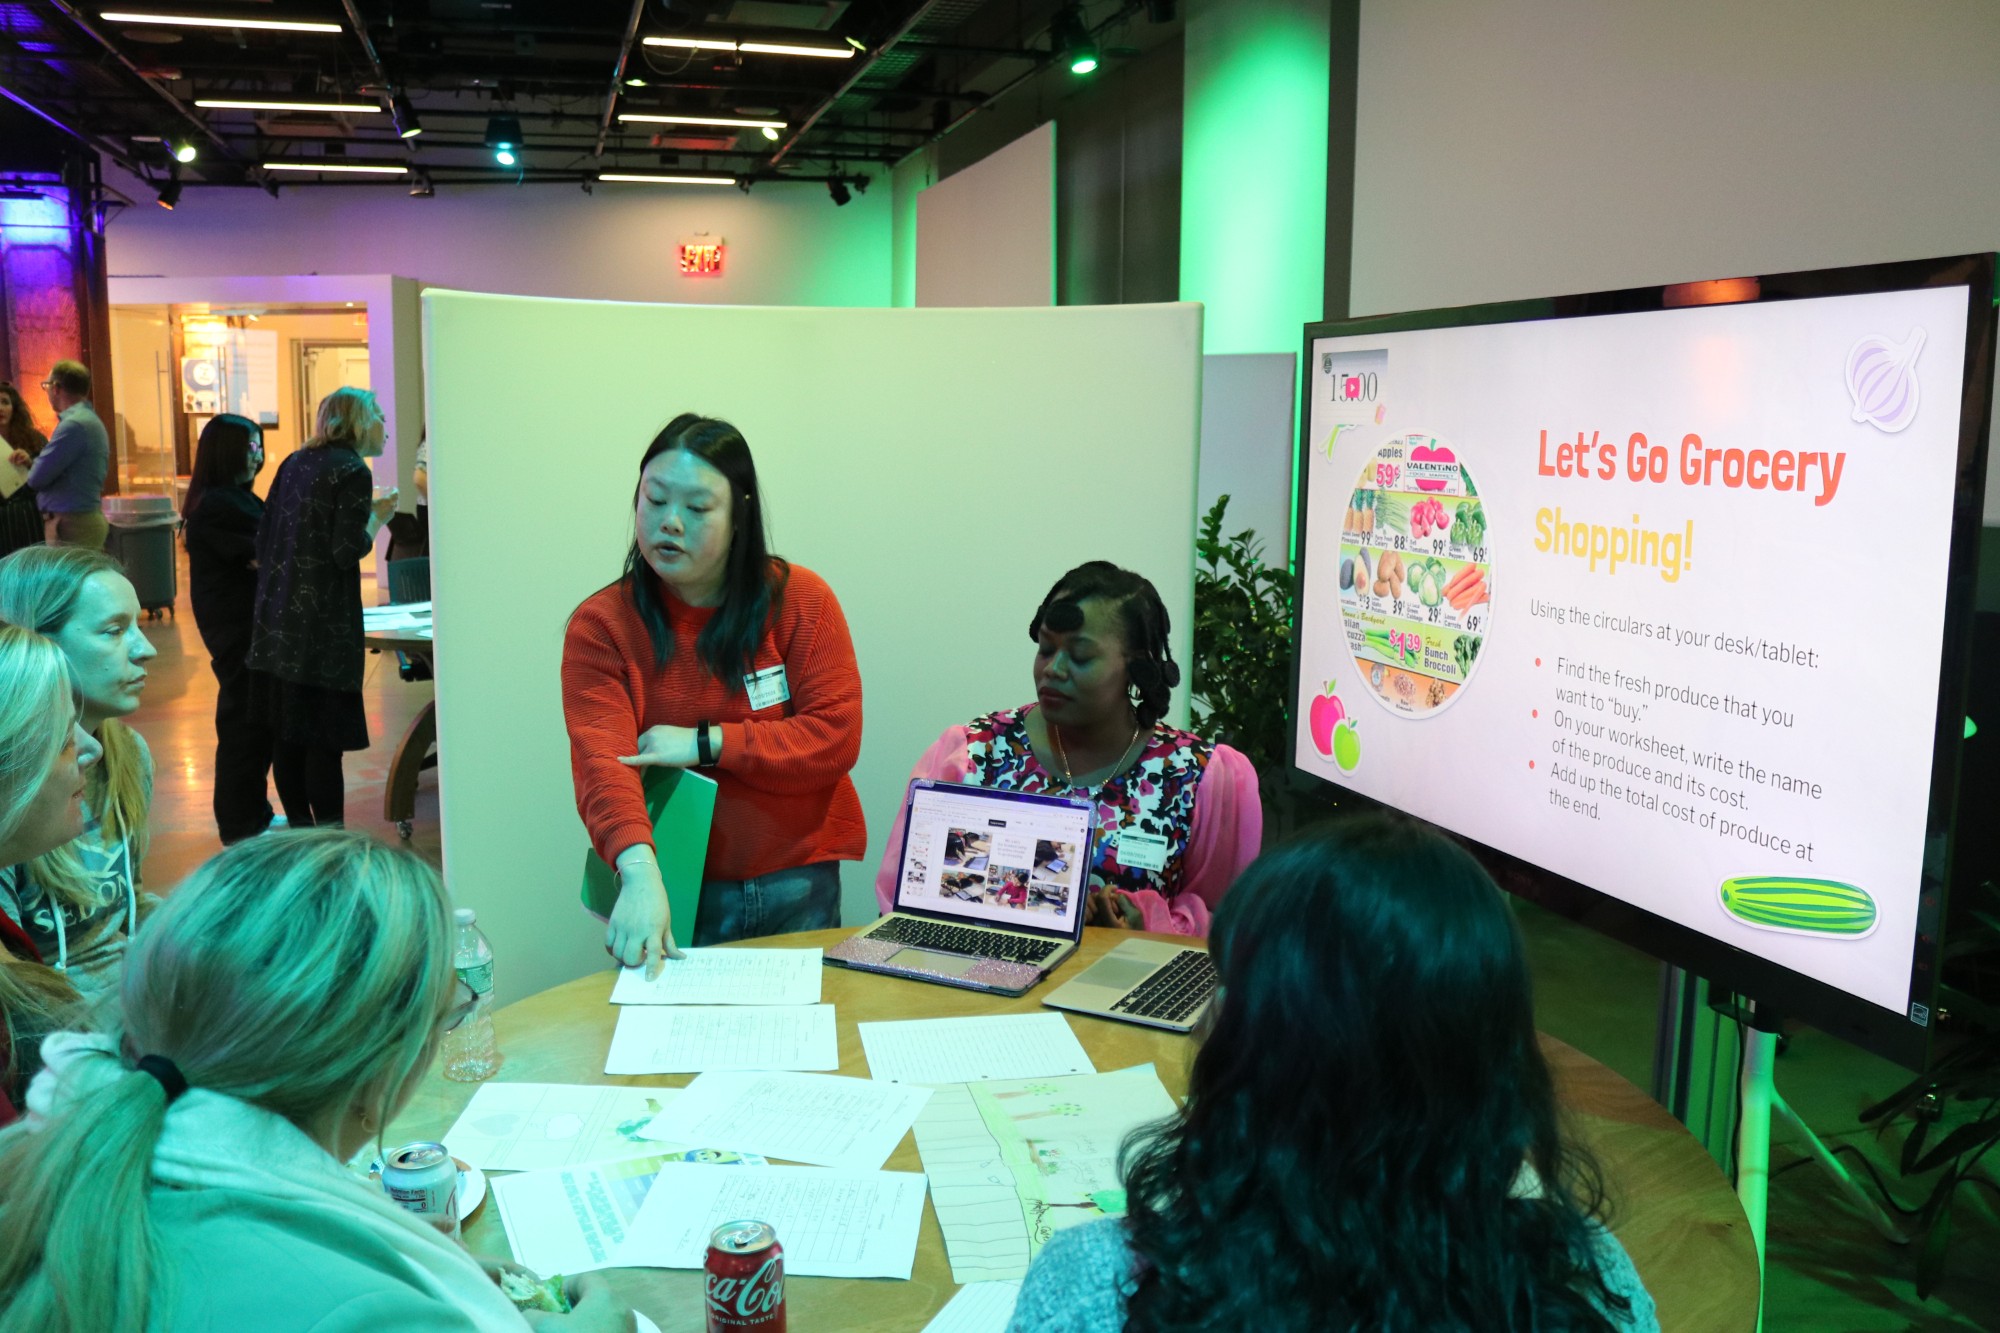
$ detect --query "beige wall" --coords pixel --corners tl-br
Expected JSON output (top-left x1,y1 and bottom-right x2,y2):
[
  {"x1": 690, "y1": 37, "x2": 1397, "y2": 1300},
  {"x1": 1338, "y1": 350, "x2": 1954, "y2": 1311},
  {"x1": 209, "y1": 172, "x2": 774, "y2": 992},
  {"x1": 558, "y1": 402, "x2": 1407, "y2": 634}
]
[{"x1": 425, "y1": 294, "x2": 1203, "y2": 1002}]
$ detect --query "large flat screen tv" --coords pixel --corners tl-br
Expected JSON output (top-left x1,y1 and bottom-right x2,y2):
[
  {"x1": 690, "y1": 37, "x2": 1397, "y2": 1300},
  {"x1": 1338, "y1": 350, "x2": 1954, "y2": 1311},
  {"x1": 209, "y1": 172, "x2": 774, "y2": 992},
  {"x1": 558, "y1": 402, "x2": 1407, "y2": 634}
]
[{"x1": 1290, "y1": 255, "x2": 1995, "y2": 1069}]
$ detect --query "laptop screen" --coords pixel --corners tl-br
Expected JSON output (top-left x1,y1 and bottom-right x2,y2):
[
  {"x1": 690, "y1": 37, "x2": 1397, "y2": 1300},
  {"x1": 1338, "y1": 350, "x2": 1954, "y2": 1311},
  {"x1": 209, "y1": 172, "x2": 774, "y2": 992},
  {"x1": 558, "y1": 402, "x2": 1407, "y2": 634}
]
[{"x1": 893, "y1": 780, "x2": 1095, "y2": 934}]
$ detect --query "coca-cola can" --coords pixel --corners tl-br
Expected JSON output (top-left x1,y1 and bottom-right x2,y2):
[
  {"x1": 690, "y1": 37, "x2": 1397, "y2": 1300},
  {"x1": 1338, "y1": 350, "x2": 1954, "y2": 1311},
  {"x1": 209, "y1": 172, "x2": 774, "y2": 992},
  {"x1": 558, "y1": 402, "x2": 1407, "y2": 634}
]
[
  {"x1": 381, "y1": 1141, "x2": 459, "y2": 1237},
  {"x1": 705, "y1": 1219, "x2": 785, "y2": 1332}
]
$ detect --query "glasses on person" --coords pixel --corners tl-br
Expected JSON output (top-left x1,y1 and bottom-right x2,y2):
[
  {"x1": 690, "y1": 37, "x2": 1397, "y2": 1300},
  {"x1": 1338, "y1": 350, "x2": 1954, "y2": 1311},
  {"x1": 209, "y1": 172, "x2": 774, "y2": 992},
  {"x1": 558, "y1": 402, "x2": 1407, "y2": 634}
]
[{"x1": 442, "y1": 978, "x2": 478, "y2": 1033}]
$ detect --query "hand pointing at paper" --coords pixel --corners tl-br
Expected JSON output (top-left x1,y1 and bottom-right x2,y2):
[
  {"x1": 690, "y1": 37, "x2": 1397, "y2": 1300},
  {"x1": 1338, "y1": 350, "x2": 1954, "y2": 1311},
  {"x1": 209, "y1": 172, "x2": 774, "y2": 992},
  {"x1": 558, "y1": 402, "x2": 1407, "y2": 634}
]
[{"x1": 611, "y1": 845, "x2": 683, "y2": 976}]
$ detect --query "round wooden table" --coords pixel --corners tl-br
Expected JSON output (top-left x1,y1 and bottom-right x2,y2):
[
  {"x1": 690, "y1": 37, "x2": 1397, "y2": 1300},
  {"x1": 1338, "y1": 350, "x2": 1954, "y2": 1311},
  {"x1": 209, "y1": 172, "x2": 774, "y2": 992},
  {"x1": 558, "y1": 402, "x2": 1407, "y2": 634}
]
[{"x1": 390, "y1": 927, "x2": 1759, "y2": 1331}]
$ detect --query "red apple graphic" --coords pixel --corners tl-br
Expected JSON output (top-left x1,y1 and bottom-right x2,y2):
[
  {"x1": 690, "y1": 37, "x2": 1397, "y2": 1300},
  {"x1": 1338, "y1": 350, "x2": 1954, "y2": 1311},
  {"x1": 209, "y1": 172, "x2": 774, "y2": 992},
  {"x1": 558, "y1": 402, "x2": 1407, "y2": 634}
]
[
  {"x1": 1408, "y1": 441, "x2": 1458, "y2": 492},
  {"x1": 1309, "y1": 681, "x2": 1348, "y2": 758}
]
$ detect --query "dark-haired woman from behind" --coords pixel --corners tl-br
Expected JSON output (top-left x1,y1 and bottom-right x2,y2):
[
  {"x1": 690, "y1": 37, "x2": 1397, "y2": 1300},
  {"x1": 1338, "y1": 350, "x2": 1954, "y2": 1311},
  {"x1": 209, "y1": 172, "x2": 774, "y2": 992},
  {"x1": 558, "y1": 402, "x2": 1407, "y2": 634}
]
[
  {"x1": 875, "y1": 562, "x2": 1259, "y2": 935},
  {"x1": 562, "y1": 414, "x2": 864, "y2": 971},
  {"x1": 183, "y1": 414, "x2": 275, "y2": 843},
  {"x1": 1007, "y1": 813, "x2": 1660, "y2": 1333}
]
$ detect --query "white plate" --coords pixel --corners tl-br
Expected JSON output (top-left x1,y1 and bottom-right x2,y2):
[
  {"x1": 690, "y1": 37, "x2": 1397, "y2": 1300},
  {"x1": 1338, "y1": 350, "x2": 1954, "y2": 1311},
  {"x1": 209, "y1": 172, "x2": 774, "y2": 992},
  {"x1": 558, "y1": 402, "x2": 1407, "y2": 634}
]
[
  {"x1": 457, "y1": 1161, "x2": 487, "y2": 1219},
  {"x1": 635, "y1": 1315, "x2": 661, "y2": 1333}
]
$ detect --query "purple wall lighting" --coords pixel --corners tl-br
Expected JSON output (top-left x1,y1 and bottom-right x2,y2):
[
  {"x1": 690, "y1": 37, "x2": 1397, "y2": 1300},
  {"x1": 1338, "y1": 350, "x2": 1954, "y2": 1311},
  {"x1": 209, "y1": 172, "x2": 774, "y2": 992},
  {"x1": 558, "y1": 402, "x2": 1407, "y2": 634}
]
[{"x1": 0, "y1": 179, "x2": 82, "y2": 437}]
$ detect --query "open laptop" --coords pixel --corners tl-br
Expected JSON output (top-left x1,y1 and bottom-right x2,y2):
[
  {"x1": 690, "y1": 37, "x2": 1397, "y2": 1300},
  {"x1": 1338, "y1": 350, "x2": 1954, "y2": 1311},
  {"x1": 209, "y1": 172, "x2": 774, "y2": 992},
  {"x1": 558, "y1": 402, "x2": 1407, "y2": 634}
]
[
  {"x1": 1042, "y1": 938, "x2": 1220, "y2": 1033},
  {"x1": 825, "y1": 780, "x2": 1096, "y2": 997}
]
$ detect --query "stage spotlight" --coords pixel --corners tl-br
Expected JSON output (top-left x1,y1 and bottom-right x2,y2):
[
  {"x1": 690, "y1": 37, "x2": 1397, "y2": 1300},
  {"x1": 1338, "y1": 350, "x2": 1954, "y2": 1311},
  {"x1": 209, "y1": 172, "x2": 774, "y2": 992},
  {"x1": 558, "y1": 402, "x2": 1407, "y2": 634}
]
[
  {"x1": 170, "y1": 140, "x2": 197, "y2": 164},
  {"x1": 155, "y1": 174, "x2": 183, "y2": 210},
  {"x1": 1051, "y1": 4, "x2": 1098, "y2": 74},
  {"x1": 760, "y1": 125, "x2": 779, "y2": 141},
  {"x1": 827, "y1": 177, "x2": 851, "y2": 206},
  {"x1": 485, "y1": 113, "x2": 524, "y2": 166},
  {"x1": 391, "y1": 92, "x2": 423, "y2": 139}
]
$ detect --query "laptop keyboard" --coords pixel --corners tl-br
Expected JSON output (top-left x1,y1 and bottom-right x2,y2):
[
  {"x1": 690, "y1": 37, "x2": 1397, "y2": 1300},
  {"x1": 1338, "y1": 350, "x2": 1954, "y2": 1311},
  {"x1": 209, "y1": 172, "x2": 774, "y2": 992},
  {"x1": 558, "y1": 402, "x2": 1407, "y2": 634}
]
[
  {"x1": 1112, "y1": 949, "x2": 1219, "y2": 1023},
  {"x1": 867, "y1": 916, "x2": 1062, "y2": 965}
]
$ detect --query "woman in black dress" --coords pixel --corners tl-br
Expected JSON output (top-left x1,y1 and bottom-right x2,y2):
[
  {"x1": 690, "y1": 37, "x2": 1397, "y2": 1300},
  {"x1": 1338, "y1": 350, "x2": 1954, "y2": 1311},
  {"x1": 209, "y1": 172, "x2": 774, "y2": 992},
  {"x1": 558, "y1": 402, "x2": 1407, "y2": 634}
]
[
  {"x1": 183, "y1": 414, "x2": 274, "y2": 843},
  {"x1": 246, "y1": 389, "x2": 396, "y2": 828},
  {"x1": 0, "y1": 383, "x2": 48, "y2": 560}
]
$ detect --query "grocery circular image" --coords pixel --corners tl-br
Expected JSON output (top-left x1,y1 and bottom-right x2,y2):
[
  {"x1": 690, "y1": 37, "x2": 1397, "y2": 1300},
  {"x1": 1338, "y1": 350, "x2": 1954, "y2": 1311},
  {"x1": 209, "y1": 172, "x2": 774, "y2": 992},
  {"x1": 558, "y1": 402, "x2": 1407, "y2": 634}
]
[{"x1": 1336, "y1": 431, "x2": 1491, "y2": 717}]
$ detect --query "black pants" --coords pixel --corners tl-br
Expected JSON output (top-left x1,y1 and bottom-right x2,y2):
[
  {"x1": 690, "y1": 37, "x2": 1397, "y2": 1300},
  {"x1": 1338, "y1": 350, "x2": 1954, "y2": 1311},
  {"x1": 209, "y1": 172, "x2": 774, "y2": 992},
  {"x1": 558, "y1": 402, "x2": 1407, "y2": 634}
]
[
  {"x1": 272, "y1": 741, "x2": 345, "y2": 827},
  {"x1": 211, "y1": 643, "x2": 276, "y2": 843}
]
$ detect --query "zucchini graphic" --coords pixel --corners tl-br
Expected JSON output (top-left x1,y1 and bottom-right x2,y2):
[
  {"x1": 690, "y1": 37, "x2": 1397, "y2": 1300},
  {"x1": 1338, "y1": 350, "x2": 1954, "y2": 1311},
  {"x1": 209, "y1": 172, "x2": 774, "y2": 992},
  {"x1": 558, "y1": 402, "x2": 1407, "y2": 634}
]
[{"x1": 1718, "y1": 876, "x2": 1877, "y2": 938}]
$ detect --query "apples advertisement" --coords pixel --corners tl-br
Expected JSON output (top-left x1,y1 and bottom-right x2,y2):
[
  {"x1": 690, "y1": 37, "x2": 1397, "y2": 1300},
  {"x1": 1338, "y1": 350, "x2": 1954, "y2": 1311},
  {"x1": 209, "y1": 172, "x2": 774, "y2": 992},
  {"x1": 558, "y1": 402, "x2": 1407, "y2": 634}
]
[{"x1": 1294, "y1": 285, "x2": 1975, "y2": 1022}]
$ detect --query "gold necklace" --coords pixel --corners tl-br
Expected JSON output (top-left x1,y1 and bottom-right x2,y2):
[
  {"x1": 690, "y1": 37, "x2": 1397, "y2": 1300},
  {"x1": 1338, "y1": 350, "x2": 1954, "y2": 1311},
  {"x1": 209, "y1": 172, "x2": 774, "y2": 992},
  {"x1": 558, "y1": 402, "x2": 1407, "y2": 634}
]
[{"x1": 1049, "y1": 716, "x2": 1144, "y2": 789}]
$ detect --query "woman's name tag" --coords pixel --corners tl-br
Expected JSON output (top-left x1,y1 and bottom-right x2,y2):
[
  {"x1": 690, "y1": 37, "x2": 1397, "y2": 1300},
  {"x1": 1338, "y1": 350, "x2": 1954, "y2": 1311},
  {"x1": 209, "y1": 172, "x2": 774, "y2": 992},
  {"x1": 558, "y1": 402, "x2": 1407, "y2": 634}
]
[
  {"x1": 744, "y1": 664, "x2": 790, "y2": 711},
  {"x1": 1115, "y1": 830, "x2": 1170, "y2": 872}
]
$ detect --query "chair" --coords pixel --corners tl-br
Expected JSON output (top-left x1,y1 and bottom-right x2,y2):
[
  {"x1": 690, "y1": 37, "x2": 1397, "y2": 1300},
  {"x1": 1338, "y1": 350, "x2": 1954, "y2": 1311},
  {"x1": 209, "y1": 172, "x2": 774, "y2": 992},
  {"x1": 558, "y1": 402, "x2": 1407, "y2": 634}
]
[{"x1": 387, "y1": 556, "x2": 432, "y2": 605}]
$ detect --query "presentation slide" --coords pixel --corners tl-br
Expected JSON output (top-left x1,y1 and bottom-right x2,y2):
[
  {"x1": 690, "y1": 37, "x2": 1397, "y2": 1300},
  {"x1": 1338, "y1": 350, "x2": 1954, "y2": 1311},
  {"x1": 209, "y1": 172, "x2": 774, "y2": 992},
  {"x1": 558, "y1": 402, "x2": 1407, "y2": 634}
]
[
  {"x1": 1295, "y1": 286, "x2": 1972, "y2": 1020},
  {"x1": 895, "y1": 785, "x2": 1090, "y2": 931}
]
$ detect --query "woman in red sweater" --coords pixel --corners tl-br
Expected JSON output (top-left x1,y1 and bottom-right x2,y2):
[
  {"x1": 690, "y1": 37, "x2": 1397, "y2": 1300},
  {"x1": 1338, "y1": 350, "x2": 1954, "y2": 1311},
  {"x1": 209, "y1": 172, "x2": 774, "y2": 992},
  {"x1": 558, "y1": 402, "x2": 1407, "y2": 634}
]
[{"x1": 563, "y1": 415, "x2": 865, "y2": 973}]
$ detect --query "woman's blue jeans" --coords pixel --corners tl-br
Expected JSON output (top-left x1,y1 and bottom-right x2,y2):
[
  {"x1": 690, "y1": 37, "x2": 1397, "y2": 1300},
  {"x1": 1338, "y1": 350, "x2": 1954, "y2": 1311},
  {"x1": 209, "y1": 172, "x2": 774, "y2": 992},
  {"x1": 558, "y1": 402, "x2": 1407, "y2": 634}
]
[{"x1": 691, "y1": 861, "x2": 843, "y2": 945}]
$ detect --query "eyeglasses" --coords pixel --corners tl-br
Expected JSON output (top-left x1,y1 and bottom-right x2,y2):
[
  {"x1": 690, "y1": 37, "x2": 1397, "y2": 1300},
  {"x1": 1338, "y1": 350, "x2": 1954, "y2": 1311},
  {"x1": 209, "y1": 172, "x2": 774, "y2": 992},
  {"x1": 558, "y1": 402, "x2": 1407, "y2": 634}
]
[{"x1": 442, "y1": 978, "x2": 478, "y2": 1033}]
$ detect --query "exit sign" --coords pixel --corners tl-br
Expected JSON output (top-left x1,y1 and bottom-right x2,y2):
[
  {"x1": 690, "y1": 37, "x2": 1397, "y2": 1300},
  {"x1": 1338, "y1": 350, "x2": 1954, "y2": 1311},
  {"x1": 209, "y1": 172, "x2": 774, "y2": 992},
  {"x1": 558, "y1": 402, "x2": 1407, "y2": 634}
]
[{"x1": 679, "y1": 237, "x2": 724, "y2": 276}]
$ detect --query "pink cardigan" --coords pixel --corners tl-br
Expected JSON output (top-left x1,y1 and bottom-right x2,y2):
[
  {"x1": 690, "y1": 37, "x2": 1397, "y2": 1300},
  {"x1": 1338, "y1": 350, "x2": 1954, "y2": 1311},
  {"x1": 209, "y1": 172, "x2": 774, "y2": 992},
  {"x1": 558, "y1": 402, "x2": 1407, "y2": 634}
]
[{"x1": 872, "y1": 725, "x2": 1263, "y2": 935}]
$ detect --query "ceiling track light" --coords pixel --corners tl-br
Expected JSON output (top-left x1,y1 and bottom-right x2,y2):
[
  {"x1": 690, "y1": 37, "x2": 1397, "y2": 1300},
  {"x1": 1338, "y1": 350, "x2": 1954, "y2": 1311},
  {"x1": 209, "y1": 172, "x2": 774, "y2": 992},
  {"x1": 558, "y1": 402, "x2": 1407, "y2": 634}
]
[
  {"x1": 484, "y1": 113, "x2": 524, "y2": 167},
  {"x1": 642, "y1": 35, "x2": 853, "y2": 59},
  {"x1": 1050, "y1": 4, "x2": 1099, "y2": 74},
  {"x1": 390, "y1": 91, "x2": 422, "y2": 139},
  {"x1": 616, "y1": 113, "x2": 786, "y2": 131},
  {"x1": 155, "y1": 171, "x2": 183, "y2": 210},
  {"x1": 100, "y1": 11, "x2": 343, "y2": 33},
  {"x1": 597, "y1": 173, "x2": 738, "y2": 186},
  {"x1": 169, "y1": 139, "x2": 197, "y2": 163},
  {"x1": 194, "y1": 99, "x2": 381, "y2": 114},
  {"x1": 408, "y1": 172, "x2": 434, "y2": 197},
  {"x1": 827, "y1": 176, "x2": 851, "y2": 206}
]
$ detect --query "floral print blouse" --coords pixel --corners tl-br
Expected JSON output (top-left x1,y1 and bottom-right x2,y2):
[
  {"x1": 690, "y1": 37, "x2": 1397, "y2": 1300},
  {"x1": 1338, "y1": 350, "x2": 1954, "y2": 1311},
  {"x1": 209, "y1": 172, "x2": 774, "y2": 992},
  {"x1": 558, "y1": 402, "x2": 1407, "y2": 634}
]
[{"x1": 875, "y1": 704, "x2": 1262, "y2": 935}]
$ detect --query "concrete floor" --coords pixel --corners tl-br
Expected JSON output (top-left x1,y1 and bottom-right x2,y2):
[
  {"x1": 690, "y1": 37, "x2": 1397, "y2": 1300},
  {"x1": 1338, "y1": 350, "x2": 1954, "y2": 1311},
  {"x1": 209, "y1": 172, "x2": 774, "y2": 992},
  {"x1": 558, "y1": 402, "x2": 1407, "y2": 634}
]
[{"x1": 132, "y1": 556, "x2": 1998, "y2": 1331}]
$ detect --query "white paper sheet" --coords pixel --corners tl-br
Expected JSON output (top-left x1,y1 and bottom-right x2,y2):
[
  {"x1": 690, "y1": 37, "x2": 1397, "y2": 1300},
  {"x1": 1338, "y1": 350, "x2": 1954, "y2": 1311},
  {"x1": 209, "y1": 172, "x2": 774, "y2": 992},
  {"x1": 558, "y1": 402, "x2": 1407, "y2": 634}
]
[
  {"x1": 0, "y1": 458, "x2": 27, "y2": 500},
  {"x1": 859, "y1": 1013, "x2": 1094, "y2": 1085},
  {"x1": 604, "y1": 1005, "x2": 838, "y2": 1074},
  {"x1": 491, "y1": 1148, "x2": 767, "y2": 1276},
  {"x1": 619, "y1": 1163, "x2": 929, "y2": 1279},
  {"x1": 610, "y1": 948, "x2": 823, "y2": 1006},
  {"x1": 914, "y1": 1065, "x2": 1178, "y2": 1283},
  {"x1": 639, "y1": 1071, "x2": 932, "y2": 1171},
  {"x1": 921, "y1": 1282, "x2": 1023, "y2": 1333},
  {"x1": 442, "y1": 1083, "x2": 680, "y2": 1172}
]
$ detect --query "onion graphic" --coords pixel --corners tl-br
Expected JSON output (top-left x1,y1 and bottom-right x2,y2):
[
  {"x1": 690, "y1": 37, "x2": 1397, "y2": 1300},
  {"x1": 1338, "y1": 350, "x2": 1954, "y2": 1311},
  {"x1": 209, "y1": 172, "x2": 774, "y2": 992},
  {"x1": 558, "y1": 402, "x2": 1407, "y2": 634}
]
[{"x1": 1845, "y1": 328, "x2": 1926, "y2": 433}]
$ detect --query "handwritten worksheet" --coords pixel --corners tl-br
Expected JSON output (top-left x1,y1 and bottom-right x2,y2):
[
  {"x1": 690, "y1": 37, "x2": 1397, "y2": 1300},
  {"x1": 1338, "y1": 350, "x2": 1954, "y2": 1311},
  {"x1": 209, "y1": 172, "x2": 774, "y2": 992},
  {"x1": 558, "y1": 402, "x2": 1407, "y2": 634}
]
[
  {"x1": 858, "y1": 1013, "x2": 1095, "y2": 1085},
  {"x1": 620, "y1": 1163, "x2": 929, "y2": 1279},
  {"x1": 443, "y1": 1083, "x2": 678, "y2": 1171},
  {"x1": 604, "y1": 1005, "x2": 838, "y2": 1074},
  {"x1": 921, "y1": 1282, "x2": 1023, "y2": 1333},
  {"x1": 610, "y1": 948, "x2": 823, "y2": 1006},
  {"x1": 914, "y1": 1065, "x2": 1178, "y2": 1282},
  {"x1": 639, "y1": 1071, "x2": 932, "y2": 1171}
]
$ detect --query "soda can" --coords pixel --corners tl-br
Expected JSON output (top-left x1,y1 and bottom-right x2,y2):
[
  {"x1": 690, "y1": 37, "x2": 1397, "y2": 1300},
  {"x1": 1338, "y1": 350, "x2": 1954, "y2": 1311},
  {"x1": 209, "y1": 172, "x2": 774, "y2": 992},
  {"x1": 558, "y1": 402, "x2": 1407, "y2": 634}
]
[
  {"x1": 705, "y1": 1219, "x2": 785, "y2": 1332},
  {"x1": 381, "y1": 1141, "x2": 459, "y2": 1237}
]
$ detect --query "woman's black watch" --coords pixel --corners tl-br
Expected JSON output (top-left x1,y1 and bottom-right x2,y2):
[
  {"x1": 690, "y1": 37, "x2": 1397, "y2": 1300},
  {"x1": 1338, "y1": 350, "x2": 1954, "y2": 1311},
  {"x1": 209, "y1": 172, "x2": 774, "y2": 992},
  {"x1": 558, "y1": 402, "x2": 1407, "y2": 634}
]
[{"x1": 696, "y1": 721, "x2": 715, "y2": 766}]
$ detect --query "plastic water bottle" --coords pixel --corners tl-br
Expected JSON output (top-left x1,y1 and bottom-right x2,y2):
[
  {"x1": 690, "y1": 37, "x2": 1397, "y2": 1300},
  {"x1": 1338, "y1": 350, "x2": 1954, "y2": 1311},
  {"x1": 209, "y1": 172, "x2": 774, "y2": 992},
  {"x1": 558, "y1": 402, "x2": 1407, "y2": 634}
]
[{"x1": 442, "y1": 908, "x2": 501, "y2": 1081}]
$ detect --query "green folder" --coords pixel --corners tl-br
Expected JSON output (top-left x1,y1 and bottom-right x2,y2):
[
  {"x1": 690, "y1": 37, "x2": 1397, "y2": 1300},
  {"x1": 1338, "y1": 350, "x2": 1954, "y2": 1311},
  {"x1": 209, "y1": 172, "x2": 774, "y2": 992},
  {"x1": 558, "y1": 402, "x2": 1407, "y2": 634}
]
[{"x1": 580, "y1": 767, "x2": 716, "y2": 951}]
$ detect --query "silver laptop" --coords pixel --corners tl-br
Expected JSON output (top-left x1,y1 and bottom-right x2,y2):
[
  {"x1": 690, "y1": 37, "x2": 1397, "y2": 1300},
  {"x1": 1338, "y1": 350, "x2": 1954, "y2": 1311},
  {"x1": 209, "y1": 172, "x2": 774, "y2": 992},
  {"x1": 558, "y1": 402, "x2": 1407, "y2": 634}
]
[
  {"x1": 825, "y1": 780, "x2": 1095, "y2": 997},
  {"x1": 1043, "y1": 938, "x2": 1220, "y2": 1033}
]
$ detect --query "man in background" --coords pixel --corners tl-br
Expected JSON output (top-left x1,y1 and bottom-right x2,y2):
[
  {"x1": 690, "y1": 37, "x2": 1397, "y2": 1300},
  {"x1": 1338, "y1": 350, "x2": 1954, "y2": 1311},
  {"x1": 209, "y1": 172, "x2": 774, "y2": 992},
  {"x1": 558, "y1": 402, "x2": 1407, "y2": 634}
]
[{"x1": 21, "y1": 360, "x2": 109, "y2": 548}]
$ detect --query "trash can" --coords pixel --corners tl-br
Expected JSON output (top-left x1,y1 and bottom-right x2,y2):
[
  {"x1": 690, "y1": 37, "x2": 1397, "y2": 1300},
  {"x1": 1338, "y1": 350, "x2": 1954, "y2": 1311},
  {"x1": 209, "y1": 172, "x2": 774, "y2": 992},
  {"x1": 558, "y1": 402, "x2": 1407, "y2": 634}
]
[{"x1": 103, "y1": 495, "x2": 180, "y2": 617}]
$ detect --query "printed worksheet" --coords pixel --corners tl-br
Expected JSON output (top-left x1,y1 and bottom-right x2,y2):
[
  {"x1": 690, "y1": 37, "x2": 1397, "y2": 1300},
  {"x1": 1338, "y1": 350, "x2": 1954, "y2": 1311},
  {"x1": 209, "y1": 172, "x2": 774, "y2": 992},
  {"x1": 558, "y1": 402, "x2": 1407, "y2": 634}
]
[
  {"x1": 619, "y1": 1163, "x2": 929, "y2": 1279},
  {"x1": 921, "y1": 1282, "x2": 1023, "y2": 1333},
  {"x1": 492, "y1": 1147, "x2": 766, "y2": 1276},
  {"x1": 859, "y1": 1013, "x2": 1095, "y2": 1085},
  {"x1": 610, "y1": 948, "x2": 823, "y2": 1006},
  {"x1": 443, "y1": 1083, "x2": 679, "y2": 1171},
  {"x1": 638, "y1": 1071, "x2": 932, "y2": 1171},
  {"x1": 603, "y1": 1005, "x2": 838, "y2": 1074}
]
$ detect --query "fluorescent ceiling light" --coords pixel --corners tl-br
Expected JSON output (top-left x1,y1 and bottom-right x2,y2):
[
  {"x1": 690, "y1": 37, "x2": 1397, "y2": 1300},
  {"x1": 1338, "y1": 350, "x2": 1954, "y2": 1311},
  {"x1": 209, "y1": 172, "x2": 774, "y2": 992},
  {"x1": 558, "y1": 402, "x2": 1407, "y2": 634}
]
[
  {"x1": 597, "y1": 173, "x2": 737, "y2": 186},
  {"x1": 738, "y1": 42, "x2": 851, "y2": 58},
  {"x1": 616, "y1": 113, "x2": 785, "y2": 130},
  {"x1": 196, "y1": 99, "x2": 380, "y2": 113},
  {"x1": 642, "y1": 35, "x2": 852, "y2": 59},
  {"x1": 642, "y1": 36, "x2": 738, "y2": 52},
  {"x1": 102, "y1": 11, "x2": 343, "y2": 33},
  {"x1": 262, "y1": 161, "x2": 408, "y2": 174}
]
